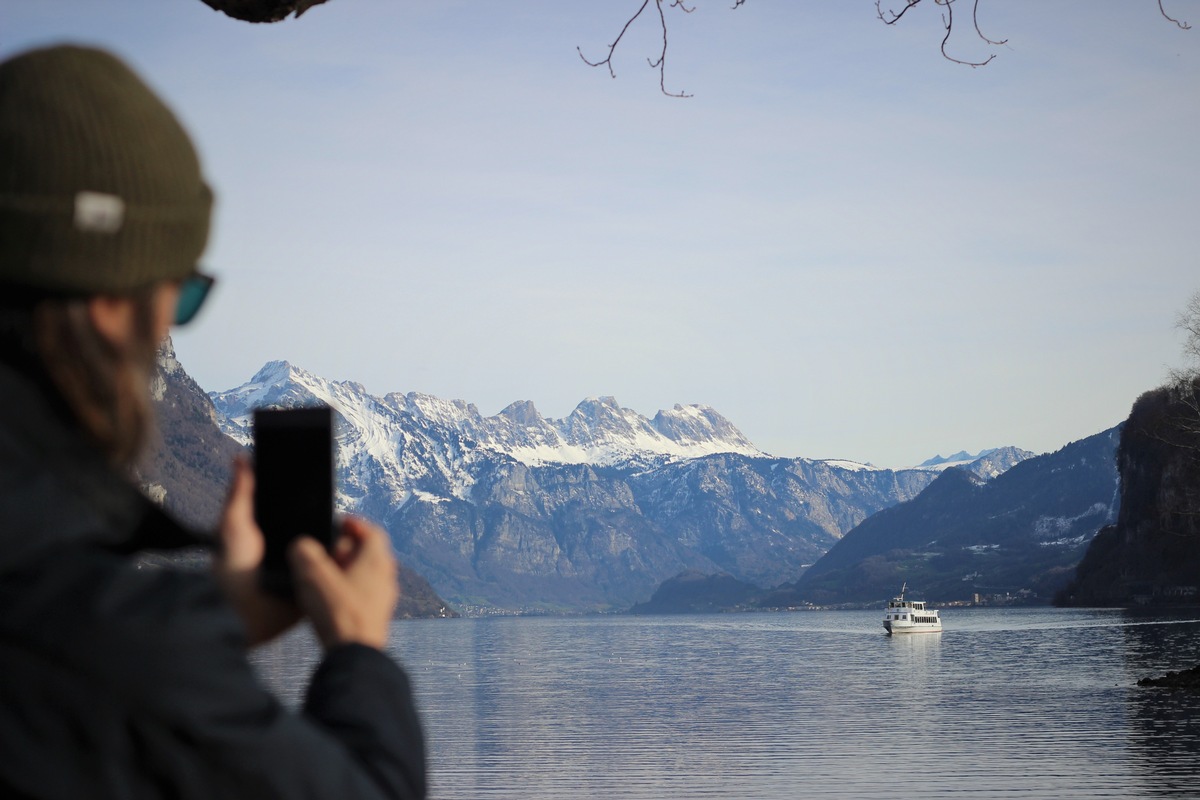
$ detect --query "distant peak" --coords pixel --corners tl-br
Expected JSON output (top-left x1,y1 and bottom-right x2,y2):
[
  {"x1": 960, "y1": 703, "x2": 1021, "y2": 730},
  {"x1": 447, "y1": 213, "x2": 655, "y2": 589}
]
[
  {"x1": 250, "y1": 360, "x2": 295, "y2": 384},
  {"x1": 498, "y1": 399, "x2": 543, "y2": 425},
  {"x1": 919, "y1": 450, "x2": 978, "y2": 468},
  {"x1": 579, "y1": 395, "x2": 619, "y2": 409},
  {"x1": 571, "y1": 396, "x2": 623, "y2": 418},
  {"x1": 155, "y1": 336, "x2": 181, "y2": 374},
  {"x1": 910, "y1": 446, "x2": 1034, "y2": 481},
  {"x1": 663, "y1": 403, "x2": 711, "y2": 417}
]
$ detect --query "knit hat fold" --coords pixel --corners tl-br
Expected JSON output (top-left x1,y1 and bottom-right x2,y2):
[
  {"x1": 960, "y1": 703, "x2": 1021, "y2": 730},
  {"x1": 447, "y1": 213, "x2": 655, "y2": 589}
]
[{"x1": 0, "y1": 44, "x2": 213, "y2": 294}]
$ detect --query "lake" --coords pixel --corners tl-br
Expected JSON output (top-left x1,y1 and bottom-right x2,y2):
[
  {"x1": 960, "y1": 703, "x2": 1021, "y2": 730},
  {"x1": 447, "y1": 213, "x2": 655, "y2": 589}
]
[{"x1": 252, "y1": 607, "x2": 1200, "y2": 799}]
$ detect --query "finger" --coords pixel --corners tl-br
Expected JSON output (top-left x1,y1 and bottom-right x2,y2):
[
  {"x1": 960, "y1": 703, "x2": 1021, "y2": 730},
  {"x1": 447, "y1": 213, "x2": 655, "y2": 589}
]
[
  {"x1": 219, "y1": 458, "x2": 262, "y2": 569},
  {"x1": 332, "y1": 522, "x2": 359, "y2": 568},
  {"x1": 288, "y1": 536, "x2": 355, "y2": 647},
  {"x1": 331, "y1": 516, "x2": 388, "y2": 570},
  {"x1": 342, "y1": 518, "x2": 388, "y2": 563},
  {"x1": 220, "y1": 457, "x2": 254, "y2": 526},
  {"x1": 289, "y1": 528, "x2": 396, "y2": 650},
  {"x1": 289, "y1": 536, "x2": 347, "y2": 602},
  {"x1": 344, "y1": 516, "x2": 388, "y2": 550},
  {"x1": 340, "y1": 515, "x2": 374, "y2": 544},
  {"x1": 345, "y1": 518, "x2": 398, "y2": 585}
]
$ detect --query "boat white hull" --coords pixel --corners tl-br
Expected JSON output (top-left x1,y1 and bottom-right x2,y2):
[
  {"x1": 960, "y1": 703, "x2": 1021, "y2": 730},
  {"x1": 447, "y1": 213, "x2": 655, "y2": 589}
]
[{"x1": 884, "y1": 621, "x2": 942, "y2": 635}]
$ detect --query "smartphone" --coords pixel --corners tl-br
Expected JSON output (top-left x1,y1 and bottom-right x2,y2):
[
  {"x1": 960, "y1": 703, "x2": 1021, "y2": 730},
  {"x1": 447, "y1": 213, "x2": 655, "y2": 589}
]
[{"x1": 253, "y1": 405, "x2": 336, "y2": 597}]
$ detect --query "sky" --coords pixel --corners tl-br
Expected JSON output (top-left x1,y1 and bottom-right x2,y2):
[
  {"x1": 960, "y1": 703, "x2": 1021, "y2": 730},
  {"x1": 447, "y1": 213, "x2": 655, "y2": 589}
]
[{"x1": 6, "y1": 1, "x2": 1199, "y2": 468}]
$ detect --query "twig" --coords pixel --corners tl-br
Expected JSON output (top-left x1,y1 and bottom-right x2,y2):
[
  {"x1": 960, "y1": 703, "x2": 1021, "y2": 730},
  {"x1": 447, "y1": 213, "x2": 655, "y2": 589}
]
[
  {"x1": 1159, "y1": 0, "x2": 1192, "y2": 30},
  {"x1": 577, "y1": 0, "x2": 653, "y2": 80},
  {"x1": 877, "y1": 0, "x2": 922, "y2": 26},
  {"x1": 878, "y1": 0, "x2": 1000, "y2": 66},
  {"x1": 578, "y1": 0, "x2": 698, "y2": 97},
  {"x1": 938, "y1": 0, "x2": 995, "y2": 67},
  {"x1": 971, "y1": 0, "x2": 1007, "y2": 46},
  {"x1": 653, "y1": 0, "x2": 693, "y2": 97}
]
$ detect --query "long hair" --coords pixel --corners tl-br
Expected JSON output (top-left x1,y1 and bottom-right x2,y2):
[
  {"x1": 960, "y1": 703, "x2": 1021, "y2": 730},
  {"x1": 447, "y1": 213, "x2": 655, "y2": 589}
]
[{"x1": 0, "y1": 287, "x2": 160, "y2": 467}]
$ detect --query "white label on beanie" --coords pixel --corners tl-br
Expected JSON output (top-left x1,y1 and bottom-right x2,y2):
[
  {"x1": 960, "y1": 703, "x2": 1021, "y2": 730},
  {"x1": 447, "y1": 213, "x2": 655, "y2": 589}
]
[{"x1": 74, "y1": 191, "x2": 125, "y2": 234}]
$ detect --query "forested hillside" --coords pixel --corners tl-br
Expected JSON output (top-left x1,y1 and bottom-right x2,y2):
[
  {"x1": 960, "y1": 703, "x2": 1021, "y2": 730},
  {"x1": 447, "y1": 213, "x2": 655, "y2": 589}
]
[
  {"x1": 1058, "y1": 379, "x2": 1200, "y2": 606},
  {"x1": 762, "y1": 426, "x2": 1121, "y2": 606}
]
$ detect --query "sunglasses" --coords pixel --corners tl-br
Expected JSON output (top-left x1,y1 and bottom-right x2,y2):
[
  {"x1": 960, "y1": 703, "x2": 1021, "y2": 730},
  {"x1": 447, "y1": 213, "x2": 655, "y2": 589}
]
[{"x1": 175, "y1": 271, "x2": 215, "y2": 325}]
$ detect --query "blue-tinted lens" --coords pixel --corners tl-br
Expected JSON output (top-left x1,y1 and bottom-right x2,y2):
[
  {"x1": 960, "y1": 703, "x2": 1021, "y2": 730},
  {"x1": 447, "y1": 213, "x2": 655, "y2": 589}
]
[{"x1": 175, "y1": 272, "x2": 215, "y2": 325}]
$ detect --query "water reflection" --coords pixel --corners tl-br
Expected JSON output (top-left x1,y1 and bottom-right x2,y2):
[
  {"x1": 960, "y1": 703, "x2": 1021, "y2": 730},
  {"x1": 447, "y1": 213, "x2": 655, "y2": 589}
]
[
  {"x1": 1121, "y1": 614, "x2": 1200, "y2": 797},
  {"x1": 404, "y1": 616, "x2": 824, "y2": 799},
  {"x1": 250, "y1": 609, "x2": 1200, "y2": 799}
]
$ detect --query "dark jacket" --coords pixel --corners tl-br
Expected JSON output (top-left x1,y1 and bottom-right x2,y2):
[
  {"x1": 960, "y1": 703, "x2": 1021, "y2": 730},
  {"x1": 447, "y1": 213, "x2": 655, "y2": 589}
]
[{"x1": 0, "y1": 363, "x2": 426, "y2": 799}]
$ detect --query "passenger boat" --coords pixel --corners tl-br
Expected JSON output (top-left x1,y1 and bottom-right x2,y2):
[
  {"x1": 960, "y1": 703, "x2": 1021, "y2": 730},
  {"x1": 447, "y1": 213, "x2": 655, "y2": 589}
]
[{"x1": 882, "y1": 583, "x2": 942, "y2": 634}]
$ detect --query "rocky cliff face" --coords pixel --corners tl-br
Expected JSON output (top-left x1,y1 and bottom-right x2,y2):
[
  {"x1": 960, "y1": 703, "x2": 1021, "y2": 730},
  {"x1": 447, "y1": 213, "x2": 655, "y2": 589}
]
[
  {"x1": 1060, "y1": 380, "x2": 1200, "y2": 606},
  {"x1": 208, "y1": 362, "x2": 1023, "y2": 612},
  {"x1": 138, "y1": 338, "x2": 246, "y2": 531}
]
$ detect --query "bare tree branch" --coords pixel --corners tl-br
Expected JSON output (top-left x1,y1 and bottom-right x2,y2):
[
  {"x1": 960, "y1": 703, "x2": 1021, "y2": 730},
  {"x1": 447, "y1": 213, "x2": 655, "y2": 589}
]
[
  {"x1": 879, "y1": 0, "x2": 997, "y2": 66},
  {"x1": 1162, "y1": 290, "x2": 1200, "y2": 459},
  {"x1": 579, "y1": 0, "x2": 723, "y2": 97},
  {"x1": 877, "y1": 0, "x2": 922, "y2": 26},
  {"x1": 581, "y1": 0, "x2": 1192, "y2": 93},
  {"x1": 652, "y1": 1, "x2": 695, "y2": 97},
  {"x1": 1159, "y1": 0, "x2": 1192, "y2": 30},
  {"x1": 938, "y1": 0, "x2": 994, "y2": 67},
  {"x1": 1180, "y1": 290, "x2": 1200, "y2": 366},
  {"x1": 971, "y1": 0, "x2": 1007, "y2": 47},
  {"x1": 577, "y1": 0, "x2": 653, "y2": 80}
]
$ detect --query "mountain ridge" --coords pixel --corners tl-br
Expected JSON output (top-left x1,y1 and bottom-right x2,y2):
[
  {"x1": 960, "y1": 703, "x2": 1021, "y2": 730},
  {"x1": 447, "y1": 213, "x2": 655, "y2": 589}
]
[
  {"x1": 207, "y1": 361, "x2": 1036, "y2": 611},
  {"x1": 766, "y1": 425, "x2": 1122, "y2": 606}
]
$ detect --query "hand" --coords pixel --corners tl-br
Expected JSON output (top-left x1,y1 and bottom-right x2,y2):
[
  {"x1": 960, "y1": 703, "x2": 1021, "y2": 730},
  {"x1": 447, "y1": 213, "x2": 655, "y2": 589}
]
[
  {"x1": 214, "y1": 457, "x2": 301, "y2": 646},
  {"x1": 288, "y1": 516, "x2": 399, "y2": 651}
]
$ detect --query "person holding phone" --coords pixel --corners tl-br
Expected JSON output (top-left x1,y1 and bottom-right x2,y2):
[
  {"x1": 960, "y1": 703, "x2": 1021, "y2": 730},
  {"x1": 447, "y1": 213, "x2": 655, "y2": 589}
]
[{"x1": 0, "y1": 45, "x2": 425, "y2": 799}]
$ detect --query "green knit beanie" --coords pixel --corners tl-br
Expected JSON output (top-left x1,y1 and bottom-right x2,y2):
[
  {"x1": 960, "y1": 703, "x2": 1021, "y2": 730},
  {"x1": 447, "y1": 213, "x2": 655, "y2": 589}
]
[{"x1": 0, "y1": 44, "x2": 212, "y2": 295}]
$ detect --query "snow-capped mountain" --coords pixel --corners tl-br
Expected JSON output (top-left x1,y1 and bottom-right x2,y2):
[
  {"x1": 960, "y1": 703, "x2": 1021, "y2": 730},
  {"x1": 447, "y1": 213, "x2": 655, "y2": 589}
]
[
  {"x1": 393, "y1": 392, "x2": 764, "y2": 467},
  {"x1": 211, "y1": 361, "x2": 764, "y2": 490},
  {"x1": 912, "y1": 447, "x2": 1036, "y2": 479},
  {"x1": 918, "y1": 450, "x2": 982, "y2": 468},
  {"x1": 206, "y1": 361, "x2": 1024, "y2": 611}
]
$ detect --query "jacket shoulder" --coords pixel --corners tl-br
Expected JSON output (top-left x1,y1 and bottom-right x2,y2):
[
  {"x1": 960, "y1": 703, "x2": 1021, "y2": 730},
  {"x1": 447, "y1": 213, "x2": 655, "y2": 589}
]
[{"x1": 2, "y1": 544, "x2": 261, "y2": 720}]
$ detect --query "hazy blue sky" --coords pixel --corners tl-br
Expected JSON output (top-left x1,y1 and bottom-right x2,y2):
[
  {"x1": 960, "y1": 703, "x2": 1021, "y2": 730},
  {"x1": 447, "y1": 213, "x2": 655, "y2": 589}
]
[{"x1": 7, "y1": 1, "x2": 1198, "y2": 467}]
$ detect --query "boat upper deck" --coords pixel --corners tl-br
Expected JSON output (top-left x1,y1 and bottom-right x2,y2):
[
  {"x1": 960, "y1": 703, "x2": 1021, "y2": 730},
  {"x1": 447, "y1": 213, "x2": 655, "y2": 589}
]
[{"x1": 886, "y1": 598, "x2": 927, "y2": 611}]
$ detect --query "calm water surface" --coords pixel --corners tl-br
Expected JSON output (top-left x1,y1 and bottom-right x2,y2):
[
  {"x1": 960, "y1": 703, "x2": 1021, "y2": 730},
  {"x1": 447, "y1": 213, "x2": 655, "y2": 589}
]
[{"x1": 253, "y1": 608, "x2": 1200, "y2": 799}]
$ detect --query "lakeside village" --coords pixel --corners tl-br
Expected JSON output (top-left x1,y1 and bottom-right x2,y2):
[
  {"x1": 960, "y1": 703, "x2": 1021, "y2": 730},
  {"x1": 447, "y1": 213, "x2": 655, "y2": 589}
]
[
  {"x1": 452, "y1": 590, "x2": 1052, "y2": 618},
  {"x1": 766, "y1": 591, "x2": 1042, "y2": 612}
]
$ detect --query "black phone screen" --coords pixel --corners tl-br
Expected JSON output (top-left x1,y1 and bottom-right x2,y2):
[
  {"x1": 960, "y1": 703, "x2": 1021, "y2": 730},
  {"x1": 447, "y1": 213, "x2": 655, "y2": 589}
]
[{"x1": 253, "y1": 405, "x2": 335, "y2": 596}]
